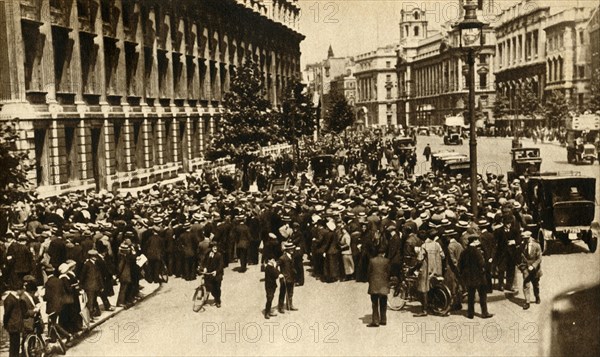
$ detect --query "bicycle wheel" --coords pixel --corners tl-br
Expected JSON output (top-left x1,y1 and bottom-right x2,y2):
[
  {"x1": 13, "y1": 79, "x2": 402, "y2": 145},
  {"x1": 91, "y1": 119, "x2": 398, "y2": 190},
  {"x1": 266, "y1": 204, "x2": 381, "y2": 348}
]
[
  {"x1": 428, "y1": 285, "x2": 452, "y2": 316},
  {"x1": 159, "y1": 263, "x2": 169, "y2": 284},
  {"x1": 387, "y1": 281, "x2": 408, "y2": 311},
  {"x1": 192, "y1": 285, "x2": 208, "y2": 312},
  {"x1": 24, "y1": 334, "x2": 46, "y2": 357}
]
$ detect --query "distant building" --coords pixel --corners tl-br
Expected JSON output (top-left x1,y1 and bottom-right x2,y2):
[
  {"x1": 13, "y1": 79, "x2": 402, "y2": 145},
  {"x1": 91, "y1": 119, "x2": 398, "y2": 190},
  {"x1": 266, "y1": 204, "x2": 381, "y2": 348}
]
[
  {"x1": 330, "y1": 63, "x2": 358, "y2": 127},
  {"x1": 494, "y1": 0, "x2": 595, "y2": 127},
  {"x1": 303, "y1": 46, "x2": 354, "y2": 131},
  {"x1": 396, "y1": 2, "x2": 497, "y2": 128},
  {"x1": 355, "y1": 45, "x2": 399, "y2": 128},
  {"x1": 544, "y1": 7, "x2": 595, "y2": 112},
  {"x1": 589, "y1": 6, "x2": 600, "y2": 78}
]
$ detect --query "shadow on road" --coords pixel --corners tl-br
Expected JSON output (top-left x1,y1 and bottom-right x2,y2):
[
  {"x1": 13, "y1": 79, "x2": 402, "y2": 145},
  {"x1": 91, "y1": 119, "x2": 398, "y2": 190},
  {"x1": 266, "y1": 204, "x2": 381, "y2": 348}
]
[{"x1": 544, "y1": 241, "x2": 590, "y2": 255}]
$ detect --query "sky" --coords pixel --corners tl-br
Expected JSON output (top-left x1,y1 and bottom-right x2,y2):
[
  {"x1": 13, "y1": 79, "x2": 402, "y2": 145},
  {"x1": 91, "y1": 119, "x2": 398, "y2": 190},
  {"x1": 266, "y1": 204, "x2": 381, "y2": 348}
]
[{"x1": 297, "y1": 0, "x2": 597, "y2": 67}]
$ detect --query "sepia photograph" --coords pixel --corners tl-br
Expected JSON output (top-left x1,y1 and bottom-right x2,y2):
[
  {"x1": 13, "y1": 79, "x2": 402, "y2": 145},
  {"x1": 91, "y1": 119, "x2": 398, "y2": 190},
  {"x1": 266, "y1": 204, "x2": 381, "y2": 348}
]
[{"x1": 0, "y1": 0, "x2": 599, "y2": 356}]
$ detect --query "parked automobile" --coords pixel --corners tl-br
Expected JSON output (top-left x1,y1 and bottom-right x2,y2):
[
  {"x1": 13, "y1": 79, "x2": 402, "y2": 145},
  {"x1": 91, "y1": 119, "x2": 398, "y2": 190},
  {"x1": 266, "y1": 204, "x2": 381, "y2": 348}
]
[
  {"x1": 539, "y1": 283, "x2": 600, "y2": 357},
  {"x1": 524, "y1": 172, "x2": 597, "y2": 253},
  {"x1": 507, "y1": 148, "x2": 542, "y2": 182},
  {"x1": 431, "y1": 151, "x2": 469, "y2": 176},
  {"x1": 310, "y1": 154, "x2": 335, "y2": 184},
  {"x1": 416, "y1": 126, "x2": 430, "y2": 136}
]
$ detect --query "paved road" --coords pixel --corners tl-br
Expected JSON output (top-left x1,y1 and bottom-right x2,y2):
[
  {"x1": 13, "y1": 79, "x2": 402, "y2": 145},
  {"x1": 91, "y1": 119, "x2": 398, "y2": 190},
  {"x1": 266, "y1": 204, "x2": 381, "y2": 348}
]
[{"x1": 67, "y1": 136, "x2": 600, "y2": 356}]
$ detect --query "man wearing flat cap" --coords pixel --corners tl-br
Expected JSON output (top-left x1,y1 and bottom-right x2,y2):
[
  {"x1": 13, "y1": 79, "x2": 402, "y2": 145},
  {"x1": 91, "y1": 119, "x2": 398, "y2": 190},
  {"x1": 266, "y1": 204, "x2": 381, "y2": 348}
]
[{"x1": 518, "y1": 231, "x2": 542, "y2": 310}]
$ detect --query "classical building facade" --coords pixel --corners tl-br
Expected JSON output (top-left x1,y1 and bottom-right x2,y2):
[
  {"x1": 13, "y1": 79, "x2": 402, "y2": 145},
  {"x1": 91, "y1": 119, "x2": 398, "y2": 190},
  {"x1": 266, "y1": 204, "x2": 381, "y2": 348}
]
[
  {"x1": 396, "y1": 3, "x2": 497, "y2": 128},
  {"x1": 589, "y1": 6, "x2": 600, "y2": 78},
  {"x1": 355, "y1": 45, "x2": 399, "y2": 128},
  {"x1": 0, "y1": 0, "x2": 303, "y2": 196},
  {"x1": 494, "y1": 0, "x2": 549, "y2": 126},
  {"x1": 544, "y1": 7, "x2": 595, "y2": 112}
]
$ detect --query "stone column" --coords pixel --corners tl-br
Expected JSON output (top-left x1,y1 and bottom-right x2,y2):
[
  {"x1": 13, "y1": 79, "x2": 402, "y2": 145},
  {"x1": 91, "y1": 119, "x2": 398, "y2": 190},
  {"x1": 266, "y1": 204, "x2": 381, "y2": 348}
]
[
  {"x1": 198, "y1": 116, "x2": 205, "y2": 157},
  {"x1": 78, "y1": 120, "x2": 92, "y2": 181},
  {"x1": 120, "y1": 119, "x2": 132, "y2": 171},
  {"x1": 40, "y1": 0, "x2": 58, "y2": 108},
  {"x1": 155, "y1": 118, "x2": 165, "y2": 165},
  {"x1": 48, "y1": 120, "x2": 62, "y2": 185},
  {"x1": 104, "y1": 120, "x2": 116, "y2": 177}
]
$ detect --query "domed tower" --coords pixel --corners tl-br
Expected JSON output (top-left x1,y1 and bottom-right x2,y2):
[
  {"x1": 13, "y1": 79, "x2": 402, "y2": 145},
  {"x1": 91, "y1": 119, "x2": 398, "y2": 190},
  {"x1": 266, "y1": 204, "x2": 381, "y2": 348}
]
[{"x1": 399, "y1": 7, "x2": 428, "y2": 46}]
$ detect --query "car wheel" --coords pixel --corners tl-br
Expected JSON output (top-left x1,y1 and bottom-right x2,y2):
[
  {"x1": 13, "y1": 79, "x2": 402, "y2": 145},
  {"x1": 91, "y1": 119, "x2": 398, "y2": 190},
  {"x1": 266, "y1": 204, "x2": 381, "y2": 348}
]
[{"x1": 588, "y1": 237, "x2": 598, "y2": 253}]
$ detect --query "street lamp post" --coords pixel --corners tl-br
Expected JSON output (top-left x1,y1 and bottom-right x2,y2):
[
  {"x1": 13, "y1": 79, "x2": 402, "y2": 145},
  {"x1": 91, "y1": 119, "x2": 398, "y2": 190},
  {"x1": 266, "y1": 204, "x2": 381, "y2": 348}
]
[{"x1": 455, "y1": 0, "x2": 484, "y2": 217}]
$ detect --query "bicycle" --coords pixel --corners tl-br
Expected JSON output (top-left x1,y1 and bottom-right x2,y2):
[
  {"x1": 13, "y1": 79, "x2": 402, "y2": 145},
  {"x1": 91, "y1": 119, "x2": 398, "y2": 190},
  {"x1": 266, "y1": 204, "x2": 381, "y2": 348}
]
[
  {"x1": 24, "y1": 312, "x2": 67, "y2": 357},
  {"x1": 387, "y1": 269, "x2": 452, "y2": 316},
  {"x1": 192, "y1": 272, "x2": 213, "y2": 312}
]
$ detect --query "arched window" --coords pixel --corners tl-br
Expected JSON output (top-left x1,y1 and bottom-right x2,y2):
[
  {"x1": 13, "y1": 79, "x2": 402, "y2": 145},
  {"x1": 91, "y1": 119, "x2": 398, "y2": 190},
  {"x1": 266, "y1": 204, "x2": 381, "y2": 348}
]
[
  {"x1": 414, "y1": 11, "x2": 420, "y2": 20},
  {"x1": 414, "y1": 26, "x2": 419, "y2": 36},
  {"x1": 405, "y1": 25, "x2": 409, "y2": 37}
]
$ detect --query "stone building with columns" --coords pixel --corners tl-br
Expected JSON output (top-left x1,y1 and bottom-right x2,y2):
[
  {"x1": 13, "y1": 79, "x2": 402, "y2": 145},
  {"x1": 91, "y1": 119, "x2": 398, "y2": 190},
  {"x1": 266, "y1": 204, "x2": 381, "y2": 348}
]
[
  {"x1": 355, "y1": 45, "x2": 399, "y2": 128},
  {"x1": 544, "y1": 6, "x2": 595, "y2": 112},
  {"x1": 0, "y1": 0, "x2": 303, "y2": 197}
]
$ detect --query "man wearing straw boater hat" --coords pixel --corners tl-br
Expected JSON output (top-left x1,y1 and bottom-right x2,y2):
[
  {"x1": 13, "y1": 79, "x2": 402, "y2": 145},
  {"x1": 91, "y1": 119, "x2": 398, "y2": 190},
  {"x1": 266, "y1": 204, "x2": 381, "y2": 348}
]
[{"x1": 277, "y1": 242, "x2": 298, "y2": 313}]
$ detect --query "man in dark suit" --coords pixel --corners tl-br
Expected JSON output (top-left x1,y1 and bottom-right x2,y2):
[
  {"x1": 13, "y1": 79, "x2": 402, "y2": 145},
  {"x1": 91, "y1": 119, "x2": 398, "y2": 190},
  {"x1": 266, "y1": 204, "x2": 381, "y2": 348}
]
[
  {"x1": 145, "y1": 223, "x2": 165, "y2": 284},
  {"x1": 459, "y1": 235, "x2": 493, "y2": 319},
  {"x1": 367, "y1": 246, "x2": 390, "y2": 327},
  {"x1": 202, "y1": 242, "x2": 224, "y2": 308},
  {"x1": 6, "y1": 234, "x2": 33, "y2": 289},
  {"x1": 278, "y1": 242, "x2": 298, "y2": 313},
  {"x1": 179, "y1": 222, "x2": 198, "y2": 280},
  {"x1": 48, "y1": 235, "x2": 67, "y2": 272},
  {"x1": 264, "y1": 258, "x2": 281, "y2": 319},
  {"x1": 519, "y1": 231, "x2": 542, "y2": 310},
  {"x1": 43, "y1": 265, "x2": 70, "y2": 338},
  {"x1": 3, "y1": 285, "x2": 24, "y2": 357},
  {"x1": 212, "y1": 215, "x2": 232, "y2": 267},
  {"x1": 386, "y1": 225, "x2": 402, "y2": 280},
  {"x1": 232, "y1": 215, "x2": 251, "y2": 272},
  {"x1": 493, "y1": 215, "x2": 521, "y2": 291},
  {"x1": 79, "y1": 249, "x2": 104, "y2": 318}
]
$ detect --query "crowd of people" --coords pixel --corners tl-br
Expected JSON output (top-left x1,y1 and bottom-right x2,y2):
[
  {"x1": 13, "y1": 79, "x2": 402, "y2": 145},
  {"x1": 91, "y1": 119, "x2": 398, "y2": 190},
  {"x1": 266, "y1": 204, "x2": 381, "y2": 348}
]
[{"x1": 1, "y1": 129, "x2": 545, "y2": 355}]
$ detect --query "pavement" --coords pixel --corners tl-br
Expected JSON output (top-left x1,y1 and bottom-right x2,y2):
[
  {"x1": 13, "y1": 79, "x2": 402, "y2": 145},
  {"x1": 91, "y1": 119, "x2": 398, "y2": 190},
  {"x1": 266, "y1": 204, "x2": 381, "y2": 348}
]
[{"x1": 0, "y1": 280, "x2": 161, "y2": 355}]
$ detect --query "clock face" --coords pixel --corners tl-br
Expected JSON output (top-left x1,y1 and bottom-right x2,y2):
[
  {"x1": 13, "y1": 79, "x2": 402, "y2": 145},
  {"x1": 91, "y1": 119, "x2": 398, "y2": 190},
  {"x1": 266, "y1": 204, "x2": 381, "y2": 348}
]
[{"x1": 462, "y1": 28, "x2": 481, "y2": 47}]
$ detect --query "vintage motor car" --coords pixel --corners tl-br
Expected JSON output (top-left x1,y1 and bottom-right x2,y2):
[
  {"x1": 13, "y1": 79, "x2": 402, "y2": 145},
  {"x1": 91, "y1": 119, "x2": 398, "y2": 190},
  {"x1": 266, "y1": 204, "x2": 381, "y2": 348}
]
[
  {"x1": 431, "y1": 151, "x2": 463, "y2": 173},
  {"x1": 567, "y1": 143, "x2": 598, "y2": 164},
  {"x1": 392, "y1": 136, "x2": 416, "y2": 148},
  {"x1": 431, "y1": 151, "x2": 469, "y2": 176},
  {"x1": 416, "y1": 126, "x2": 430, "y2": 136},
  {"x1": 538, "y1": 283, "x2": 600, "y2": 357},
  {"x1": 507, "y1": 147, "x2": 542, "y2": 181},
  {"x1": 565, "y1": 113, "x2": 599, "y2": 164},
  {"x1": 310, "y1": 154, "x2": 335, "y2": 184},
  {"x1": 443, "y1": 129, "x2": 463, "y2": 145},
  {"x1": 525, "y1": 172, "x2": 597, "y2": 253}
]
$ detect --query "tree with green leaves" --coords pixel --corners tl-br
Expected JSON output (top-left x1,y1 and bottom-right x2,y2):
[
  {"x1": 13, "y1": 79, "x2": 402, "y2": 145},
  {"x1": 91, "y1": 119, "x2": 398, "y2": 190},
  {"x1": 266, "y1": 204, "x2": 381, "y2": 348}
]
[
  {"x1": 492, "y1": 92, "x2": 510, "y2": 121},
  {"x1": 516, "y1": 83, "x2": 541, "y2": 117},
  {"x1": 324, "y1": 88, "x2": 355, "y2": 135},
  {"x1": 0, "y1": 121, "x2": 32, "y2": 207},
  {"x1": 588, "y1": 69, "x2": 600, "y2": 113},
  {"x1": 277, "y1": 78, "x2": 316, "y2": 169},
  {"x1": 544, "y1": 90, "x2": 570, "y2": 128},
  {"x1": 205, "y1": 56, "x2": 276, "y2": 189}
]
